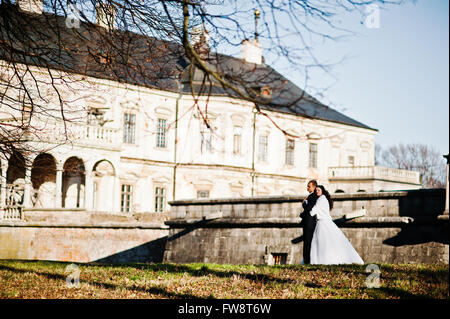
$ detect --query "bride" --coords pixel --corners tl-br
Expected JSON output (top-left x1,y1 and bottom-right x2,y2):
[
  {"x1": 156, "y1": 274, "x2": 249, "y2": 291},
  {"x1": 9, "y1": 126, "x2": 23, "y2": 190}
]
[{"x1": 309, "y1": 185, "x2": 364, "y2": 265}]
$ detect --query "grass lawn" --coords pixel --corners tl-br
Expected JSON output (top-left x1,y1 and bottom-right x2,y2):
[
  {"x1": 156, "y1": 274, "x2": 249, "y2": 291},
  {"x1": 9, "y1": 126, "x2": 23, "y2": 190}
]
[{"x1": 0, "y1": 260, "x2": 448, "y2": 299}]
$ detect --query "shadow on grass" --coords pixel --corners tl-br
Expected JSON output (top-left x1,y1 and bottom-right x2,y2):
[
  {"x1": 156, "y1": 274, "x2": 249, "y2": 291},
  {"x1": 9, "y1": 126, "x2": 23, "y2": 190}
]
[
  {"x1": 377, "y1": 264, "x2": 449, "y2": 279},
  {"x1": 87, "y1": 262, "x2": 303, "y2": 286},
  {"x1": 301, "y1": 279, "x2": 442, "y2": 299},
  {"x1": 332, "y1": 263, "x2": 449, "y2": 282},
  {"x1": 0, "y1": 264, "x2": 201, "y2": 299},
  {"x1": 363, "y1": 286, "x2": 435, "y2": 299},
  {"x1": 1, "y1": 261, "x2": 447, "y2": 299}
]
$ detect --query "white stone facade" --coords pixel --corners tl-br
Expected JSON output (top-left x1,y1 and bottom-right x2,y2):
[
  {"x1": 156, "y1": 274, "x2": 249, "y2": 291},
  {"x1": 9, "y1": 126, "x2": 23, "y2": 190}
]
[{"x1": 0, "y1": 56, "x2": 421, "y2": 217}]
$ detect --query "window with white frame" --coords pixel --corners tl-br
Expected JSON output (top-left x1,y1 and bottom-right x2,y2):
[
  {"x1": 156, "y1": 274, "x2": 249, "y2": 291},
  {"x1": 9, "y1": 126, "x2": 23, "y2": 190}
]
[
  {"x1": 120, "y1": 184, "x2": 133, "y2": 213},
  {"x1": 348, "y1": 155, "x2": 355, "y2": 166},
  {"x1": 123, "y1": 113, "x2": 136, "y2": 144},
  {"x1": 197, "y1": 190, "x2": 210, "y2": 199},
  {"x1": 200, "y1": 123, "x2": 212, "y2": 153},
  {"x1": 155, "y1": 187, "x2": 166, "y2": 212},
  {"x1": 285, "y1": 138, "x2": 295, "y2": 165},
  {"x1": 258, "y1": 134, "x2": 268, "y2": 162},
  {"x1": 156, "y1": 118, "x2": 167, "y2": 148},
  {"x1": 233, "y1": 126, "x2": 242, "y2": 155},
  {"x1": 309, "y1": 143, "x2": 318, "y2": 168}
]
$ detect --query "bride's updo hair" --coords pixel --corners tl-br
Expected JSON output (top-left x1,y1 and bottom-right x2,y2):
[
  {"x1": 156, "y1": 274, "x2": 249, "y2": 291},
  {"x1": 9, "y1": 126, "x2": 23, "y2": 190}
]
[{"x1": 317, "y1": 185, "x2": 333, "y2": 210}]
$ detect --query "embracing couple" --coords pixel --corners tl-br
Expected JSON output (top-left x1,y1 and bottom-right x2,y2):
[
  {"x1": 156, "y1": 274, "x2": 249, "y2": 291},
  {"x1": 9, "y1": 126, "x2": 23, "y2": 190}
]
[{"x1": 300, "y1": 180, "x2": 364, "y2": 265}]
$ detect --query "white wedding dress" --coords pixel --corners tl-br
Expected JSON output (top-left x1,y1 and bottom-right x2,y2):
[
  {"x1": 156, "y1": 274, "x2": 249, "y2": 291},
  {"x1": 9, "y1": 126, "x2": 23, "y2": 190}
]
[{"x1": 309, "y1": 195, "x2": 364, "y2": 265}]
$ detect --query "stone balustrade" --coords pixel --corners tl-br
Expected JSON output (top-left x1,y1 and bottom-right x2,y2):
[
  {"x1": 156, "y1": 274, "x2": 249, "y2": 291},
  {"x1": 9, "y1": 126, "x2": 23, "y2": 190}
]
[
  {"x1": 23, "y1": 119, "x2": 121, "y2": 149},
  {"x1": 328, "y1": 165, "x2": 421, "y2": 185},
  {"x1": 0, "y1": 184, "x2": 24, "y2": 220},
  {"x1": 61, "y1": 122, "x2": 120, "y2": 149}
]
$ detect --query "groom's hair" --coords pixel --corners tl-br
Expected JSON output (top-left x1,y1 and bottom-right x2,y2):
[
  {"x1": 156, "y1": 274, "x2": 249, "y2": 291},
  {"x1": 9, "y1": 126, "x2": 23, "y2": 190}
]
[{"x1": 308, "y1": 180, "x2": 317, "y2": 187}]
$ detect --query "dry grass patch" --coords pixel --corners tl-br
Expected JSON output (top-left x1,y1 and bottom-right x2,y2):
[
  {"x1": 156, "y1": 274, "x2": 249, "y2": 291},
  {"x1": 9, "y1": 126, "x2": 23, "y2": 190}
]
[{"x1": 0, "y1": 260, "x2": 448, "y2": 299}]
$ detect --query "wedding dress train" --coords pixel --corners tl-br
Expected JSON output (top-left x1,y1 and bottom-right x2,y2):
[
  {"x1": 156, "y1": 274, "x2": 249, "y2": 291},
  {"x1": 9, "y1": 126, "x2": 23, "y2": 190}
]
[{"x1": 309, "y1": 195, "x2": 364, "y2": 265}]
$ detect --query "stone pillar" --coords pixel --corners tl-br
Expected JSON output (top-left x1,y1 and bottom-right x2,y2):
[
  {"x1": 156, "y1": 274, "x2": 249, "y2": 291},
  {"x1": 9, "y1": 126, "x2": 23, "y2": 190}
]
[
  {"x1": 0, "y1": 160, "x2": 7, "y2": 208},
  {"x1": 23, "y1": 165, "x2": 32, "y2": 208},
  {"x1": 55, "y1": 167, "x2": 63, "y2": 208},
  {"x1": 444, "y1": 154, "x2": 449, "y2": 215},
  {"x1": 113, "y1": 175, "x2": 120, "y2": 213},
  {"x1": 84, "y1": 171, "x2": 93, "y2": 211}
]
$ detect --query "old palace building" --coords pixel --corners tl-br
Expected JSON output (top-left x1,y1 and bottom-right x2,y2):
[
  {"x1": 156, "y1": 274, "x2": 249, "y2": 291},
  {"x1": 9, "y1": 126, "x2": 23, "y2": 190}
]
[{"x1": 0, "y1": 1, "x2": 421, "y2": 218}]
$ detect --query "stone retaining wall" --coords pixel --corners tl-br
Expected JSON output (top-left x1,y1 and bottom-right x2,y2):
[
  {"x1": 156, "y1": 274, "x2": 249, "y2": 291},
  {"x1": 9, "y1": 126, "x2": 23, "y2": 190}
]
[
  {"x1": 164, "y1": 189, "x2": 449, "y2": 265},
  {"x1": 0, "y1": 210, "x2": 169, "y2": 263},
  {"x1": 1, "y1": 190, "x2": 448, "y2": 264}
]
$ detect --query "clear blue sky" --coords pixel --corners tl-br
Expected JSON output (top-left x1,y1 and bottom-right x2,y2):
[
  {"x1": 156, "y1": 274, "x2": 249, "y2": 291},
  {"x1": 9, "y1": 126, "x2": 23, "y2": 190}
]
[{"x1": 277, "y1": 0, "x2": 449, "y2": 155}]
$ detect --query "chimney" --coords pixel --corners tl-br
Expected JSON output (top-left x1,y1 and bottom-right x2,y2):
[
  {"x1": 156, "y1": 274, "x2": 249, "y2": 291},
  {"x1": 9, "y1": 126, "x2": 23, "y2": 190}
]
[
  {"x1": 96, "y1": 2, "x2": 117, "y2": 30},
  {"x1": 17, "y1": 0, "x2": 43, "y2": 14},
  {"x1": 241, "y1": 9, "x2": 263, "y2": 65},
  {"x1": 241, "y1": 39, "x2": 262, "y2": 65}
]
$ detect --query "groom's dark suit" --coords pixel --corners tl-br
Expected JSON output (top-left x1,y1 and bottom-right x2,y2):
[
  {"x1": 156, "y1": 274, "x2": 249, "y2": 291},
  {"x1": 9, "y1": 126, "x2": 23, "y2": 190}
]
[{"x1": 300, "y1": 191, "x2": 318, "y2": 264}]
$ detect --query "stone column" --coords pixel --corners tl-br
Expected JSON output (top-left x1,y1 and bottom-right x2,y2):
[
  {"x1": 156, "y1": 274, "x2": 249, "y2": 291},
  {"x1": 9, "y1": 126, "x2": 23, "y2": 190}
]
[
  {"x1": 55, "y1": 167, "x2": 63, "y2": 208},
  {"x1": 113, "y1": 175, "x2": 120, "y2": 213},
  {"x1": 23, "y1": 165, "x2": 32, "y2": 208},
  {"x1": 444, "y1": 154, "x2": 449, "y2": 215},
  {"x1": 0, "y1": 160, "x2": 7, "y2": 208},
  {"x1": 84, "y1": 171, "x2": 93, "y2": 211}
]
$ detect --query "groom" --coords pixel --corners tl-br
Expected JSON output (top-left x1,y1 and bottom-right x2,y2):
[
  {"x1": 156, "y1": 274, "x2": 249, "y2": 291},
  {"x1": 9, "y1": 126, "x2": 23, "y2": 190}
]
[{"x1": 300, "y1": 180, "x2": 318, "y2": 264}]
